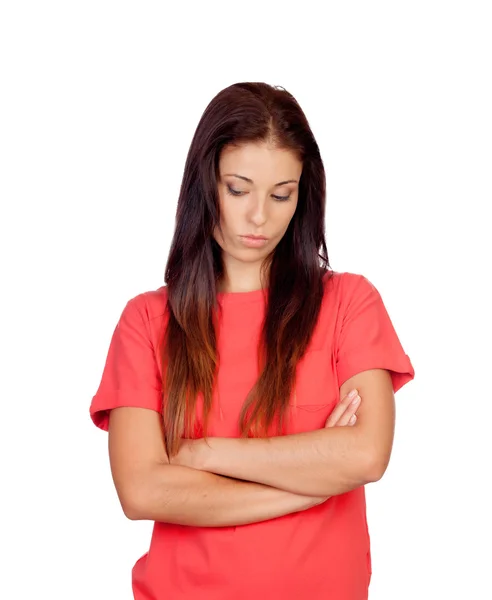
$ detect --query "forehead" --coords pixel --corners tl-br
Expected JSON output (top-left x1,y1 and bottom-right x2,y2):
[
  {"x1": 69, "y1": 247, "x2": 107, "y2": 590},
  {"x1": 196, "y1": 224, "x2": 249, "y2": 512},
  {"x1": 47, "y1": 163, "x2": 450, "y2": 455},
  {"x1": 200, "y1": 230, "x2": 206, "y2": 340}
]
[{"x1": 219, "y1": 142, "x2": 302, "y2": 181}]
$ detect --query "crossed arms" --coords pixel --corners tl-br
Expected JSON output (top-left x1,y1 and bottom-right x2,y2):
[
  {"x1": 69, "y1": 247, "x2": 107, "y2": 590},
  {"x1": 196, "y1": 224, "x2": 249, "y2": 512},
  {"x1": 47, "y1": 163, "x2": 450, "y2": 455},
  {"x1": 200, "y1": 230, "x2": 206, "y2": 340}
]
[{"x1": 108, "y1": 369, "x2": 395, "y2": 526}]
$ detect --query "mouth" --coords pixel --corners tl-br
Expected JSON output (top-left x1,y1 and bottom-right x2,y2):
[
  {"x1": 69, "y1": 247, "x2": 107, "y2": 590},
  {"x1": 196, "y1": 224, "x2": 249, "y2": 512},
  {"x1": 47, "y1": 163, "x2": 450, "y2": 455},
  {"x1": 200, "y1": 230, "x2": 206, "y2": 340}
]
[{"x1": 239, "y1": 235, "x2": 269, "y2": 248}]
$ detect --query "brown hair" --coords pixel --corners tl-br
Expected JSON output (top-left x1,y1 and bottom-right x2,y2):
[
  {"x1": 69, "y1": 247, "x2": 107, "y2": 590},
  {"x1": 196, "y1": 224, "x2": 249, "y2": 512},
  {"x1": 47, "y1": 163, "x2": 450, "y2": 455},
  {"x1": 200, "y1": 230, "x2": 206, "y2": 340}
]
[{"x1": 160, "y1": 82, "x2": 332, "y2": 457}]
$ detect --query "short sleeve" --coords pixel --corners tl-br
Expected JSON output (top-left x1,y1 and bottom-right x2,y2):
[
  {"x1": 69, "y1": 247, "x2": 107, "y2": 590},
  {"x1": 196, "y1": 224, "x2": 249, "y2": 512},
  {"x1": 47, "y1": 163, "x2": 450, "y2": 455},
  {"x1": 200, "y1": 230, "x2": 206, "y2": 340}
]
[
  {"x1": 90, "y1": 294, "x2": 163, "y2": 431},
  {"x1": 336, "y1": 273, "x2": 415, "y2": 392}
]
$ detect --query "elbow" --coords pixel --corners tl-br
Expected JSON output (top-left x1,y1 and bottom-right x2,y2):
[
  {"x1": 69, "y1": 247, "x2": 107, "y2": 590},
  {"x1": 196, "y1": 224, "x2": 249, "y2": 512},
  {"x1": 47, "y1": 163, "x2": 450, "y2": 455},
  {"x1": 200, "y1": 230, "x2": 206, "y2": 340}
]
[
  {"x1": 118, "y1": 463, "x2": 169, "y2": 521},
  {"x1": 119, "y1": 484, "x2": 153, "y2": 521},
  {"x1": 120, "y1": 492, "x2": 145, "y2": 521},
  {"x1": 364, "y1": 453, "x2": 391, "y2": 483},
  {"x1": 122, "y1": 500, "x2": 144, "y2": 521},
  {"x1": 121, "y1": 468, "x2": 173, "y2": 521}
]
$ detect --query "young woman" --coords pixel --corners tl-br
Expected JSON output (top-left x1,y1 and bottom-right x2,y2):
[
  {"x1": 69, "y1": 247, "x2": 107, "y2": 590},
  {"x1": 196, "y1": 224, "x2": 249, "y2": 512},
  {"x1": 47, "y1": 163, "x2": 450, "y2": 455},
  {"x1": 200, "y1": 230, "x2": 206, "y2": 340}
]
[{"x1": 90, "y1": 81, "x2": 415, "y2": 600}]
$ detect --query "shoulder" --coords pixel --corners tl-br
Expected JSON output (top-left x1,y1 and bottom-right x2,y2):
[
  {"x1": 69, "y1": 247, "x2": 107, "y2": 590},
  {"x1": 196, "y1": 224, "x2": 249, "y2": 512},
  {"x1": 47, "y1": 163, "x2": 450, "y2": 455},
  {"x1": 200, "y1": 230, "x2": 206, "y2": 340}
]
[
  {"x1": 322, "y1": 269, "x2": 378, "y2": 304},
  {"x1": 122, "y1": 285, "x2": 169, "y2": 336}
]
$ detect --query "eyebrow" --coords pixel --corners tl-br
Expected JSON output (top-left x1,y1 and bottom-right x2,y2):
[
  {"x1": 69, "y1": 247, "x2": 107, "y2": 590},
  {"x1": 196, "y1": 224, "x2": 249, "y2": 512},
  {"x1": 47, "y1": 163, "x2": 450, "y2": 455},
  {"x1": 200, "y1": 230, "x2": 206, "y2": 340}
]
[{"x1": 223, "y1": 173, "x2": 298, "y2": 187}]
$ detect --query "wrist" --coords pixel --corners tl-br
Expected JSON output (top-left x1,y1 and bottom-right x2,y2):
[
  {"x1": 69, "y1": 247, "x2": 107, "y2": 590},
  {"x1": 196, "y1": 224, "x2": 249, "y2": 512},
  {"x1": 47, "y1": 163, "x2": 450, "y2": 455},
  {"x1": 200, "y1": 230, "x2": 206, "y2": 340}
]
[{"x1": 171, "y1": 438, "x2": 208, "y2": 470}]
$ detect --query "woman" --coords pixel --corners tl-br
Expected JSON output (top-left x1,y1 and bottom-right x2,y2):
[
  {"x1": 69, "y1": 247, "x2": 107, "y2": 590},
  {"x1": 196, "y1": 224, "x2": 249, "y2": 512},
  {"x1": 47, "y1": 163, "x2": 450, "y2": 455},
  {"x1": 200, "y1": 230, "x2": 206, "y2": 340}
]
[{"x1": 90, "y1": 82, "x2": 415, "y2": 600}]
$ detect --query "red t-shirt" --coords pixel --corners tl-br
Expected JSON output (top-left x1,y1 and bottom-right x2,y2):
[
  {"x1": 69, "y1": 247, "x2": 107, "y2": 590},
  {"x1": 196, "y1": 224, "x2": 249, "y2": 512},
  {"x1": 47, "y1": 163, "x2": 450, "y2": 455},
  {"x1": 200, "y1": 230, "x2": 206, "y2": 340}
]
[{"x1": 90, "y1": 270, "x2": 415, "y2": 600}]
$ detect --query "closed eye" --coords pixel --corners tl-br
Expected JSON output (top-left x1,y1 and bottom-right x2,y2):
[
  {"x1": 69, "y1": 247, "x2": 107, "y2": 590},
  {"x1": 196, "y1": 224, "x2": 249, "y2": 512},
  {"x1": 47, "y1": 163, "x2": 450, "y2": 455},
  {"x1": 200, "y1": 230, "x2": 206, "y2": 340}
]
[
  {"x1": 226, "y1": 185, "x2": 291, "y2": 202},
  {"x1": 226, "y1": 186, "x2": 244, "y2": 197}
]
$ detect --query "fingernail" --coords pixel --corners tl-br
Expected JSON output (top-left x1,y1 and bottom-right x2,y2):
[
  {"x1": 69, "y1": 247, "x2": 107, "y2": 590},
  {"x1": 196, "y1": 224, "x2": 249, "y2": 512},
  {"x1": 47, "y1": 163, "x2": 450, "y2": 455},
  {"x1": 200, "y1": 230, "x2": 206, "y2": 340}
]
[
  {"x1": 351, "y1": 395, "x2": 361, "y2": 404},
  {"x1": 348, "y1": 389, "x2": 358, "y2": 399},
  {"x1": 349, "y1": 415, "x2": 357, "y2": 424}
]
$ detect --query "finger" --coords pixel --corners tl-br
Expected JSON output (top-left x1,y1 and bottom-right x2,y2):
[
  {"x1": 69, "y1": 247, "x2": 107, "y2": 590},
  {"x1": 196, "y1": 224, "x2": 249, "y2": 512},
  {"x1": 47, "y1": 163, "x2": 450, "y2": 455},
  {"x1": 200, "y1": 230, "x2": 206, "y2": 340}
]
[
  {"x1": 335, "y1": 395, "x2": 361, "y2": 427},
  {"x1": 325, "y1": 391, "x2": 357, "y2": 427},
  {"x1": 336, "y1": 414, "x2": 358, "y2": 427},
  {"x1": 325, "y1": 391, "x2": 360, "y2": 427}
]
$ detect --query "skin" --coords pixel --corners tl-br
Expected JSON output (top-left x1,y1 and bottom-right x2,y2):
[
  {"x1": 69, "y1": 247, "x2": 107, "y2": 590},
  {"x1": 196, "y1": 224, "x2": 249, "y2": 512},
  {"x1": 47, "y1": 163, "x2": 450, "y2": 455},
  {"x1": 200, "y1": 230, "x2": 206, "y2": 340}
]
[
  {"x1": 213, "y1": 141, "x2": 302, "y2": 293},
  {"x1": 110, "y1": 390, "x2": 362, "y2": 525},
  {"x1": 108, "y1": 141, "x2": 396, "y2": 525},
  {"x1": 171, "y1": 370, "x2": 393, "y2": 497},
  {"x1": 168, "y1": 142, "x2": 396, "y2": 497},
  {"x1": 212, "y1": 140, "x2": 363, "y2": 438}
]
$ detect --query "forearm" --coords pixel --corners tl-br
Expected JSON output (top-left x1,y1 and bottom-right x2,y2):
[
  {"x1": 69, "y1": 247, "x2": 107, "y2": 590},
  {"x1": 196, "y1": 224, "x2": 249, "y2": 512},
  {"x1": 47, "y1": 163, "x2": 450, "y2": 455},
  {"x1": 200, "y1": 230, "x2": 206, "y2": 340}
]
[
  {"x1": 128, "y1": 463, "x2": 328, "y2": 526},
  {"x1": 192, "y1": 428, "x2": 376, "y2": 497}
]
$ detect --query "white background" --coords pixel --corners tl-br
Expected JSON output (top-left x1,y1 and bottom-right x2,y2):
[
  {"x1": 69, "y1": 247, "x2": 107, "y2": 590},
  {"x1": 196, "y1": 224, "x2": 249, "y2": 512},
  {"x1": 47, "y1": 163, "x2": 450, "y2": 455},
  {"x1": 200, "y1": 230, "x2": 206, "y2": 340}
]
[{"x1": 1, "y1": 1, "x2": 491, "y2": 598}]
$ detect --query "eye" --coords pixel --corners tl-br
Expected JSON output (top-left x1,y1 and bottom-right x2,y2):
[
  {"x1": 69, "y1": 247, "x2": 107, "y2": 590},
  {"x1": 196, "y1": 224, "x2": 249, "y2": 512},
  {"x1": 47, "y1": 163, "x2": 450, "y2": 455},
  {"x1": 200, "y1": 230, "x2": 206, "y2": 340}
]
[
  {"x1": 226, "y1": 184, "x2": 291, "y2": 202},
  {"x1": 226, "y1": 185, "x2": 244, "y2": 197}
]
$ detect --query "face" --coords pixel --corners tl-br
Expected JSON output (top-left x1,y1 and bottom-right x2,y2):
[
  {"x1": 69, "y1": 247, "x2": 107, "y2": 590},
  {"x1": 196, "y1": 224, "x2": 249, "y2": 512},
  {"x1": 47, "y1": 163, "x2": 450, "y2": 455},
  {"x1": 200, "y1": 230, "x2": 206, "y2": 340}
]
[{"x1": 213, "y1": 141, "x2": 302, "y2": 288}]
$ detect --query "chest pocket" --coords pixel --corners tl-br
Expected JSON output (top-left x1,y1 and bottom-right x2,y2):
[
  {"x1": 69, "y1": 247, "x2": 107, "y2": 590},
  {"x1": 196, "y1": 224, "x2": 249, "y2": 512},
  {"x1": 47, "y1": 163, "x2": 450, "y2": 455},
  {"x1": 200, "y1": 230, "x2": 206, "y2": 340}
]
[{"x1": 286, "y1": 348, "x2": 338, "y2": 434}]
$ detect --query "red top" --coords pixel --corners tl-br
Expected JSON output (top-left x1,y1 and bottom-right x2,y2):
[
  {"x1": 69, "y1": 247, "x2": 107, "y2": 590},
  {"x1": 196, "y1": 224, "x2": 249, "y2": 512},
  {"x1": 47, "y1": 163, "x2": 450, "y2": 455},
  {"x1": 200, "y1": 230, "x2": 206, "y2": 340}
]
[{"x1": 90, "y1": 270, "x2": 415, "y2": 600}]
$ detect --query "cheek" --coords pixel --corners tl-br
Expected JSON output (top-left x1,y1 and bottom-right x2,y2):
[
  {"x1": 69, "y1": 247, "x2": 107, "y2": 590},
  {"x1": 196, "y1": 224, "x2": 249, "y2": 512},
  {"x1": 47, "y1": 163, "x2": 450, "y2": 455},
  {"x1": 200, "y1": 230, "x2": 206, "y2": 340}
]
[
  {"x1": 277, "y1": 206, "x2": 297, "y2": 235},
  {"x1": 214, "y1": 194, "x2": 229, "y2": 237},
  {"x1": 212, "y1": 226, "x2": 221, "y2": 246},
  {"x1": 277, "y1": 197, "x2": 297, "y2": 219},
  {"x1": 217, "y1": 203, "x2": 238, "y2": 238},
  {"x1": 288, "y1": 199, "x2": 298, "y2": 219},
  {"x1": 213, "y1": 220, "x2": 230, "y2": 251}
]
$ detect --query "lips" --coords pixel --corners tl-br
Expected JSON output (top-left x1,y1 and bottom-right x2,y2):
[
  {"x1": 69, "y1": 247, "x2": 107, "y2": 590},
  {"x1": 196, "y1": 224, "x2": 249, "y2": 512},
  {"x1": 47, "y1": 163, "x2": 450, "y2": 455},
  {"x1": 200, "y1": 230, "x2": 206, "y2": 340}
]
[{"x1": 239, "y1": 235, "x2": 269, "y2": 248}]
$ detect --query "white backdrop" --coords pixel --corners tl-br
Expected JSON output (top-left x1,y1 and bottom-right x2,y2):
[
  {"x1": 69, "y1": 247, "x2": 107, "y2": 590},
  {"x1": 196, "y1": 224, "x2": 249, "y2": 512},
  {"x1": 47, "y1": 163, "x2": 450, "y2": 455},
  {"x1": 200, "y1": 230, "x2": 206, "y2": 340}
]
[{"x1": 1, "y1": 1, "x2": 491, "y2": 598}]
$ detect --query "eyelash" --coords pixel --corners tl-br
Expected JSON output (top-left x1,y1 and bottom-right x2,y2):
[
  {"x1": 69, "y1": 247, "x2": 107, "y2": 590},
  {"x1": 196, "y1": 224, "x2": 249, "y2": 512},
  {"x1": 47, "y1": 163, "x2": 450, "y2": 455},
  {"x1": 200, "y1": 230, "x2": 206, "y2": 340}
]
[{"x1": 226, "y1": 185, "x2": 291, "y2": 202}]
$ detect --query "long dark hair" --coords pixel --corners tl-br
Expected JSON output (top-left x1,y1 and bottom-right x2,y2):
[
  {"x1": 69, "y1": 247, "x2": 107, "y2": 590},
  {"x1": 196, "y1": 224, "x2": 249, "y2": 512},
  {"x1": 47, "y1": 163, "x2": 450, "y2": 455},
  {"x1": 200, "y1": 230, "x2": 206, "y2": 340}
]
[{"x1": 160, "y1": 82, "x2": 332, "y2": 457}]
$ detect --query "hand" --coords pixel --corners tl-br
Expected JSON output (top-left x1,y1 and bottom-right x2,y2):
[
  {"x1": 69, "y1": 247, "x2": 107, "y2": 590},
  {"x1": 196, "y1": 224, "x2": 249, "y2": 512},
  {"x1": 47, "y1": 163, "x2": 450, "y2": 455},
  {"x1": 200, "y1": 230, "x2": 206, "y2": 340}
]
[
  {"x1": 169, "y1": 438, "x2": 206, "y2": 469},
  {"x1": 325, "y1": 389, "x2": 361, "y2": 428}
]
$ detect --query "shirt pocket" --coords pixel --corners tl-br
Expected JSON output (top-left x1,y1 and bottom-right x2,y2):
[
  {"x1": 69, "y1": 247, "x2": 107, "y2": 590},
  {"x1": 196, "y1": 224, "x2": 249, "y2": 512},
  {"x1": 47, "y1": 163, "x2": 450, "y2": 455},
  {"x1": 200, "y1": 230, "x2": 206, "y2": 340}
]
[{"x1": 287, "y1": 348, "x2": 338, "y2": 434}]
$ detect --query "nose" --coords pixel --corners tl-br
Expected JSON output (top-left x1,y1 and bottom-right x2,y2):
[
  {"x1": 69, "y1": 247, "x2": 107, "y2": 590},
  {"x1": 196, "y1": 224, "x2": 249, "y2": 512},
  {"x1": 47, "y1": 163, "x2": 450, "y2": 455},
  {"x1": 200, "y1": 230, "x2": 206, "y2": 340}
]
[{"x1": 247, "y1": 194, "x2": 268, "y2": 228}]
